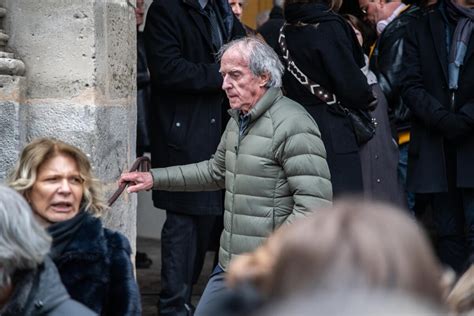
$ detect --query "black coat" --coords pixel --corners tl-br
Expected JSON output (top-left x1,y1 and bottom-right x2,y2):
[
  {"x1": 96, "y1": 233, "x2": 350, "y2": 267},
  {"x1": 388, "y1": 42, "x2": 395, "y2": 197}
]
[
  {"x1": 274, "y1": 3, "x2": 374, "y2": 196},
  {"x1": 137, "y1": 31, "x2": 152, "y2": 154},
  {"x1": 257, "y1": 6, "x2": 284, "y2": 48},
  {"x1": 144, "y1": 0, "x2": 245, "y2": 215},
  {"x1": 374, "y1": 5, "x2": 423, "y2": 135},
  {"x1": 401, "y1": 8, "x2": 474, "y2": 192},
  {"x1": 52, "y1": 214, "x2": 141, "y2": 316},
  {"x1": 359, "y1": 84, "x2": 405, "y2": 208}
]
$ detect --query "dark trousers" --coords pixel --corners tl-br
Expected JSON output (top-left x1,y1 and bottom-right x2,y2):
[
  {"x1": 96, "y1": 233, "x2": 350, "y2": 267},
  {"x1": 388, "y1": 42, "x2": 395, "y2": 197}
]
[
  {"x1": 425, "y1": 145, "x2": 474, "y2": 273},
  {"x1": 398, "y1": 143, "x2": 415, "y2": 214},
  {"x1": 194, "y1": 265, "x2": 227, "y2": 316},
  {"x1": 159, "y1": 211, "x2": 218, "y2": 316},
  {"x1": 428, "y1": 188, "x2": 474, "y2": 273}
]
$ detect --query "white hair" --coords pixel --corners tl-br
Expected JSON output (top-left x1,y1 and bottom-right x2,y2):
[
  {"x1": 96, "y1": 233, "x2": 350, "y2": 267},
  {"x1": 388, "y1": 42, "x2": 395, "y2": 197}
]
[
  {"x1": 218, "y1": 37, "x2": 284, "y2": 89},
  {"x1": 0, "y1": 185, "x2": 51, "y2": 289}
]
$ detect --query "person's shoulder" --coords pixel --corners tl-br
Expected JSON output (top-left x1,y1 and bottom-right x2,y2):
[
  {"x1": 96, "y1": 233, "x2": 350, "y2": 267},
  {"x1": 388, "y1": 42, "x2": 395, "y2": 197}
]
[
  {"x1": 149, "y1": 0, "x2": 184, "y2": 16},
  {"x1": 273, "y1": 96, "x2": 308, "y2": 116},
  {"x1": 402, "y1": 7, "x2": 436, "y2": 38},
  {"x1": 65, "y1": 213, "x2": 104, "y2": 251},
  {"x1": 50, "y1": 299, "x2": 97, "y2": 316},
  {"x1": 104, "y1": 228, "x2": 132, "y2": 254},
  {"x1": 321, "y1": 13, "x2": 351, "y2": 34},
  {"x1": 271, "y1": 96, "x2": 318, "y2": 130},
  {"x1": 420, "y1": 6, "x2": 441, "y2": 22},
  {"x1": 385, "y1": 6, "x2": 422, "y2": 34}
]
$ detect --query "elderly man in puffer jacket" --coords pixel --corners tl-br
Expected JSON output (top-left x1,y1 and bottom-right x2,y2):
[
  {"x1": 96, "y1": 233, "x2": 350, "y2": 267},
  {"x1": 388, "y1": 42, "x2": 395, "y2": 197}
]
[{"x1": 120, "y1": 37, "x2": 332, "y2": 314}]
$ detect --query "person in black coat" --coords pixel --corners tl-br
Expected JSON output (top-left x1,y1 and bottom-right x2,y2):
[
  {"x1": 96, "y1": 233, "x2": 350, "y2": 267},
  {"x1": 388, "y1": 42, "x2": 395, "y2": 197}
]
[
  {"x1": 8, "y1": 138, "x2": 141, "y2": 316},
  {"x1": 274, "y1": 0, "x2": 375, "y2": 197},
  {"x1": 144, "y1": 1, "x2": 245, "y2": 314},
  {"x1": 345, "y1": 14, "x2": 405, "y2": 208},
  {"x1": 136, "y1": 0, "x2": 151, "y2": 157},
  {"x1": 401, "y1": 0, "x2": 474, "y2": 273},
  {"x1": 257, "y1": 0, "x2": 285, "y2": 47},
  {"x1": 371, "y1": 4, "x2": 424, "y2": 214}
]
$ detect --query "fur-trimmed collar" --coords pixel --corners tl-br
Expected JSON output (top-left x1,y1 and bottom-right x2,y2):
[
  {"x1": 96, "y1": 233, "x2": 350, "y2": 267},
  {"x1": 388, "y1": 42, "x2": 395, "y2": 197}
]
[
  {"x1": 52, "y1": 212, "x2": 131, "y2": 263},
  {"x1": 61, "y1": 213, "x2": 106, "y2": 254}
]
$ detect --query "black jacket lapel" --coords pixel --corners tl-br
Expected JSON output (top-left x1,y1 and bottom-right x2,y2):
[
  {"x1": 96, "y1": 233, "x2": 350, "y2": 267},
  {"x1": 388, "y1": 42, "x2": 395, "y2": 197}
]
[
  {"x1": 214, "y1": 0, "x2": 233, "y2": 41},
  {"x1": 429, "y1": 12, "x2": 449, "y2": 83},
  {"x1": 184, "y1": 0, "x2": 215, "y2": 52}
]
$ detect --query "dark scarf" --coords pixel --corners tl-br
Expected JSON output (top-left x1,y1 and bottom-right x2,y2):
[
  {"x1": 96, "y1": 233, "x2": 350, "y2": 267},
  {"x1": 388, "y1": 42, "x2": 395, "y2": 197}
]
[
  {"x1": 47, "y1": 210, "x2": 87, "y2": 259},
  {"x1": 283, "y1": 2, "x2": 365, "y2": 67},
  {"x1": 446, "y1": 0, "x2": 474, "y2": 89},
  {"x1": 238, "y1": 112, "x2": 251, "y2": 136}
]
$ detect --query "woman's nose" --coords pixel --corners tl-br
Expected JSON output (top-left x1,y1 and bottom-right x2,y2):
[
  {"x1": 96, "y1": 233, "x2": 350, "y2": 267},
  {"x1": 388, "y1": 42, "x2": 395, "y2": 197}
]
[{"x1": 58, "y1": 179, "x2": 72, "y2": 193}]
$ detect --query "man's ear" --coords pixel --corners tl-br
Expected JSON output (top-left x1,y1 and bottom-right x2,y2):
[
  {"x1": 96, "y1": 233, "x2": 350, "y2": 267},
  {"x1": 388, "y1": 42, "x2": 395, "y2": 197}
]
[{"x1": 259, "y1": 72, "x2": 270, "y2": 87}]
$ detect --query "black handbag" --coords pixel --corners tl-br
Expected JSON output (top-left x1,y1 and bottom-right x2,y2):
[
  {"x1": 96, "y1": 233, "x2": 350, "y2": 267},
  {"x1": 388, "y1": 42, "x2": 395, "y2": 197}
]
[{"x1": 278, "y1": 24, "x2": 376, "y2": 145}]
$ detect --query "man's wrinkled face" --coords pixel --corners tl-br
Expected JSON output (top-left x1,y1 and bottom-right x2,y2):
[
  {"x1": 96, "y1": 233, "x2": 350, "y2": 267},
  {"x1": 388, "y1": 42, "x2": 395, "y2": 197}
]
[
  {"x1": 359, "y1": 0, "x2": 382, "y2": 26},
  {"x1": 220, "y1": 47, "x2": 268, "y2": 114},
  {"x1": 229, "y1": 0, "x2": 244, "y2": 20}
]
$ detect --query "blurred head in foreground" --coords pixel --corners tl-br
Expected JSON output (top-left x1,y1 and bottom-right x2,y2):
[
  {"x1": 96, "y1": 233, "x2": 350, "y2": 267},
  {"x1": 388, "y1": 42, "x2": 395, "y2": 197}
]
[
  {"x1": 0, "y1": 185, "x2": 51, "y2": 300},
  {"x1": 228, "y1": 199, "x2": 444, "y2": 305}
]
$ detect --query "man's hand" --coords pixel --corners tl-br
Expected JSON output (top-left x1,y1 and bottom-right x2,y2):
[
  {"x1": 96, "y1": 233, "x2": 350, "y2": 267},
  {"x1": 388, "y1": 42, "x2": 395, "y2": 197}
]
[{"x1": 119, "y1": 172, "x2": 153, "y2": 193}]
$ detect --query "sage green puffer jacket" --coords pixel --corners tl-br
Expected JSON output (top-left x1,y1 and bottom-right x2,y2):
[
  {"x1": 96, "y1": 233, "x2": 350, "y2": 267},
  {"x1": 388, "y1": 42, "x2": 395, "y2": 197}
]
[{"x1": 151, "y1": 88, "x2": 332, "y2": 270}]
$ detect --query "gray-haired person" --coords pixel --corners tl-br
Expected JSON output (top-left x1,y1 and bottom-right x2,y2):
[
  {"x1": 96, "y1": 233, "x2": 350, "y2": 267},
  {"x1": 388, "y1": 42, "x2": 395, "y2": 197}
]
[
  {"x1": 119, "y1": 37, "x2": 332, "y2": 314},
  {"x1": 0, "y1": 185, "x2": 95, "y2": 316}
]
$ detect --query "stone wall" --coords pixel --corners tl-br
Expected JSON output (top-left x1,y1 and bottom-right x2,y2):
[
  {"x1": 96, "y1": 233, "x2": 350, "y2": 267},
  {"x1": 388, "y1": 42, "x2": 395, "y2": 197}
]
[
  {"x1": 1, "y1": 0, "x2": 138, "y2": 251},
  {"x1": 0, "y1": 75, "x2": 26, "y2": 179}
]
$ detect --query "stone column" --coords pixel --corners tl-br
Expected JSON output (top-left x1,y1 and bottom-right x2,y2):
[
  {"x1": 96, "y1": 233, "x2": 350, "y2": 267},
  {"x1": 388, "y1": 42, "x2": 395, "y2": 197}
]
[
  {"x1": 0, "y1": 3, "x2": 27, "y2": 180},
  {"x1": 4, "y1": 0, "x2": 138, "y2": 250}
]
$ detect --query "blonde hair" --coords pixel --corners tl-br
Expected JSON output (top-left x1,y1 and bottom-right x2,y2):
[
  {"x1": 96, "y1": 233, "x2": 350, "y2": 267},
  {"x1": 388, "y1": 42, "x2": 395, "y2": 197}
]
[
  {"x1": 8, "y1": 138, "x2": 107, "y2": 216},
  {"x1": 228, "y1": 200, "x2": 444, "y2": 305}
]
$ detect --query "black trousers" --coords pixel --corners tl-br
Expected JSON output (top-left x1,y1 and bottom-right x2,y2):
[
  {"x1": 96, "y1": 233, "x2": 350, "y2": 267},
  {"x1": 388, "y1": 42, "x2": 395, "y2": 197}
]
[
  {"x1": 424, "y1": 145, "x2": 474, "y2": 273},
  {"x1": 428, "y1": 188, "x2": 474, "y2": 274},
  {"x1": 159, "y1": 211, "x2": 219, "y2": 316}
]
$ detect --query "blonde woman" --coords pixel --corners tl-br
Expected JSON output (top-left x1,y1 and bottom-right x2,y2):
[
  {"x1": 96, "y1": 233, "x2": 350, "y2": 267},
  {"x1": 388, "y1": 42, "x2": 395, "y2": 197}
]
[{"x1": 9, "y1": 138, "x2": 141, "y2": 316}]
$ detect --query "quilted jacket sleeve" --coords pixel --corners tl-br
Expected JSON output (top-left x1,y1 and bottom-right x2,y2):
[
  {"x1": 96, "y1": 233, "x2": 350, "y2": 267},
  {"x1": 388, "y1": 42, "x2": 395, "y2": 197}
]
[
  {"x1": 274, "y1": 111, "x2": 333, "y2": 224},
  {"x1": 151, "y1": 124, "x2": 228, "y2": 191}
]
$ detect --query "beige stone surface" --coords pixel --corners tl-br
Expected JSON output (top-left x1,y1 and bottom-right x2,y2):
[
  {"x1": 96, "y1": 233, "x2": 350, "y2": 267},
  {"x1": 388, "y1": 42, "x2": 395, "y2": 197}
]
[{"x1": 1, "y1": 0, "x2": 138, "y2": 251}]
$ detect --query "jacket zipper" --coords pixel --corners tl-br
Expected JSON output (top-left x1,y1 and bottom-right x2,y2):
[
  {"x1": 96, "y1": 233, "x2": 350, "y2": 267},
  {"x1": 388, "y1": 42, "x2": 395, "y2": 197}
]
[{"x1": 229, "y1": 120, "x2": 244, "y2": 263}]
